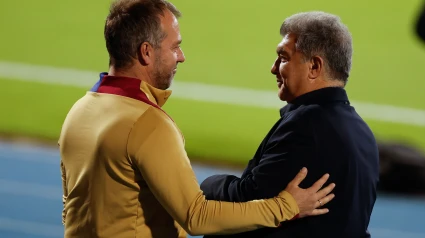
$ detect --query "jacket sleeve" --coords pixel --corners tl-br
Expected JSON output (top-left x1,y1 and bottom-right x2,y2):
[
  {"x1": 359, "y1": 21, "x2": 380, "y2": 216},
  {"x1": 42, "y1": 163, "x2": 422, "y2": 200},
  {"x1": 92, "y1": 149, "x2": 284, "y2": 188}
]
[
  {"x1": 126, "y1": 108, "x2": 300, "y2": 236},
  {"x1": 200, "y1": 119, "x2": 315, "y2": 203}
]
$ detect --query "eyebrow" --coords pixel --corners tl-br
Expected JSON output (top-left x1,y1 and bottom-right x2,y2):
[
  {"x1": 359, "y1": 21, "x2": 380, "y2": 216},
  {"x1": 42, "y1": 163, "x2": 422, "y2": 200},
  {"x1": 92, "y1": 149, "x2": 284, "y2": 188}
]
[{"x1": 276, "y1": 48, "x2": 289, "y2": 56}]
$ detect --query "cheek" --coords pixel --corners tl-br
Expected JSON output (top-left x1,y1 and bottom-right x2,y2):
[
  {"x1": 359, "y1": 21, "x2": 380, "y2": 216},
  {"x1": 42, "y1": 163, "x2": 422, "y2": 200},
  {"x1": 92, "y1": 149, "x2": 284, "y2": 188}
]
[
  {"x1": 161, "y1": 55, "x2": 174, "y2": 69},
  {"x1": 278, "y1": 64, "x2": 285, "y2": 76},
  {"x1": 279, "y1": 63, "x2": 289, "y2": 78},
  {"x1": 165, "y1": 52, "x2": 178, "y2": 67}
]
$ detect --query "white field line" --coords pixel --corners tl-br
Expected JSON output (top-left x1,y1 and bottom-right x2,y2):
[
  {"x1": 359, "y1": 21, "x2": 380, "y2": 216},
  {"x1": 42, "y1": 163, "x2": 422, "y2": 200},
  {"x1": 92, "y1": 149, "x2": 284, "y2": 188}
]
[{"x1": 1, "y1": 61, "x2": 425, "y2": 127}]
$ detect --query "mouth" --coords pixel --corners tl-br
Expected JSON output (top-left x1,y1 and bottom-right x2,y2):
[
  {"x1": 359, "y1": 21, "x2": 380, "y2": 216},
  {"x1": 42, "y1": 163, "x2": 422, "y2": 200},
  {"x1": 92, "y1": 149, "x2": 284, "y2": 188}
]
[{"x1": 277, "y1": 79, "x2": 283, "y2": 88}]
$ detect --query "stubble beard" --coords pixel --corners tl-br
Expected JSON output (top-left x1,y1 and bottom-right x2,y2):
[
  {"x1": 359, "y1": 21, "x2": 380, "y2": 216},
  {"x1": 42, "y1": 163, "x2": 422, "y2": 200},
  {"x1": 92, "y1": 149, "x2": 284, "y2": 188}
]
[{"x1": 153, "y1": 56, "x2": 173, "y2": 90}]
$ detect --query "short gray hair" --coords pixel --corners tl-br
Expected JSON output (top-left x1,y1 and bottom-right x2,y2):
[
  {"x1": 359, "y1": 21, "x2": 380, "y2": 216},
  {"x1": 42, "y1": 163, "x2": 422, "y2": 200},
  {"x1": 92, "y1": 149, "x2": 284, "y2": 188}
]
[{"x1": 280, "y1": 11, "x2": 353, "y2": 83}]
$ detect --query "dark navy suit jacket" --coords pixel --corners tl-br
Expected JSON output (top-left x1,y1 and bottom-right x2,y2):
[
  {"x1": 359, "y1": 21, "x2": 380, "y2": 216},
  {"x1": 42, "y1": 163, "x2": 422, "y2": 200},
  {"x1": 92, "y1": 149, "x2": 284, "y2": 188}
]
[{"x1": 201, "y1": 87, "x2": 379, "y2": 238}]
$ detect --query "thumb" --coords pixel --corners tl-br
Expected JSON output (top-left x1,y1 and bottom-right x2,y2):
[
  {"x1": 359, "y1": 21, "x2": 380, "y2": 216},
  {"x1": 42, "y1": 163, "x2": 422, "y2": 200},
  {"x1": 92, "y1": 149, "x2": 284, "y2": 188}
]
[{"x1": 290, "y1": 167, "x2": 308, "y2": 186}]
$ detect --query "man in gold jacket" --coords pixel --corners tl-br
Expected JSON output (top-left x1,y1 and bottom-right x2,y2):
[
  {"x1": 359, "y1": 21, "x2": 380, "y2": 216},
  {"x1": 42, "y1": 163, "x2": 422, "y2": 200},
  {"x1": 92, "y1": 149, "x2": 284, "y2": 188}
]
[{"x1": 58, "y1": 0, "x2": 335, "y2": 237}]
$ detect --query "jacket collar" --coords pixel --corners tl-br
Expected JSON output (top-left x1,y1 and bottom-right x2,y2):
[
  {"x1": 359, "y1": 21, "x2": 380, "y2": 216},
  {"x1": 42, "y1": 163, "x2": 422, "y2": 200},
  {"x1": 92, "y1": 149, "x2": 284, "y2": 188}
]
[
  {"x1": 90, "y1": 72, "x2": 172, "y2": 108},
  {"x1": 280, "y1": 87, "x2": 349, "y2": 116},
  {"x1": 139, "y1": 79, "x2": 172, "y2": 107}
]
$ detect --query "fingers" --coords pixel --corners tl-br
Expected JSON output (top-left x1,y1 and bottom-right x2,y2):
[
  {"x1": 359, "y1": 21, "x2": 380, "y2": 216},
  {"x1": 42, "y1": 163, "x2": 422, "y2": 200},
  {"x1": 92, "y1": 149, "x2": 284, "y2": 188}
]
[
  {"x1": 316, "y1": 183, "x2": 336, "y2": 198},
  {"x1": 289, "y1": 167, "x2": 308, "y2": 186},
  {"x1": 309, "y1": 173, "x2": 330, "y2": 192},
  {"x1": 315, "y1": 193, "x2": 335, "y2": 208},
  {"x1": 308, "y1": 208, "x2": 330, "y2": 216}
]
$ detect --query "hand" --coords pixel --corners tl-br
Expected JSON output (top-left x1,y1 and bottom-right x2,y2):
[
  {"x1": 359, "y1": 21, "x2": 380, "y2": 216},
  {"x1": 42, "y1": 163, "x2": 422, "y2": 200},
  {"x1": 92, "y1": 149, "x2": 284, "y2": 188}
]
[{"x1": 280, "y1": 167, "x2": 335, "y2": 218}]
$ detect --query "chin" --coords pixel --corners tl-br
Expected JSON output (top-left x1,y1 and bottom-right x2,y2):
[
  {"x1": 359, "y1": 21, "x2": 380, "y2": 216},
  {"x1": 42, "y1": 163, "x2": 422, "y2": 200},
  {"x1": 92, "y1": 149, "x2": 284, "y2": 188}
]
[
  {"x1": 158, "y1": 78, "x2": 173, "y2": 90},
  {"x1": 278, "y1": 90, "x2": 287, "y2": 101}
]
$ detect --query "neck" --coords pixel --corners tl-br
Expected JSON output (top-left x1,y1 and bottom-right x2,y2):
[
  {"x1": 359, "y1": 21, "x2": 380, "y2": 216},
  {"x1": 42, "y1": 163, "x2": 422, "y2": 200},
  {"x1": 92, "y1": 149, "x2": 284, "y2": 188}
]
[
  {"x1": 307, "y1": 74, "x2": 345, "y2": 91},
  {"x1": 289, "y1": 78, "x2": 344, "y2": 103},
  {"x1": 108, "y1": 63, "x2": 155, "y2": 87},
  {"x1": 314, "y1": 79, "x2": 345, "y2": 90}
]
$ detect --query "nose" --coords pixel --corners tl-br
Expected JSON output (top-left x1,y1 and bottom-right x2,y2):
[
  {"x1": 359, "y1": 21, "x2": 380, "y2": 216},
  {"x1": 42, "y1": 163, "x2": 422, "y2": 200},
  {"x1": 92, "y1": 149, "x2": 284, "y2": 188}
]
[
  {"x1": 178, "y1": 48, "x2": 185, "y2": 63},
  {"x1": 271, "y1": 57, "x2": 279, "y2": 75}
]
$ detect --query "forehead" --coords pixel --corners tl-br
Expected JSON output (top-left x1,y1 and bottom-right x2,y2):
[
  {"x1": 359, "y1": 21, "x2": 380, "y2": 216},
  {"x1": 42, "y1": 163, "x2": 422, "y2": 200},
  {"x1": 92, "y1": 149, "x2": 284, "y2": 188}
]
[
  {"x1": 160, "y1": 10, "x2": 180, "y2": 35},
  {"x1": 276, "y1": 33, "x2": 296, "y2": 53}
]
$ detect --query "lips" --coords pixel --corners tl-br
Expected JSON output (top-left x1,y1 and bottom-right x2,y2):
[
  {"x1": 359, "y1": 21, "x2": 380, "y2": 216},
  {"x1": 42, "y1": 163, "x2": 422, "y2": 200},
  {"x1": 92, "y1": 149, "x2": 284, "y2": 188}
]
[{"x1": 277, "y1": 79, "x2": 283, "y2": 88}]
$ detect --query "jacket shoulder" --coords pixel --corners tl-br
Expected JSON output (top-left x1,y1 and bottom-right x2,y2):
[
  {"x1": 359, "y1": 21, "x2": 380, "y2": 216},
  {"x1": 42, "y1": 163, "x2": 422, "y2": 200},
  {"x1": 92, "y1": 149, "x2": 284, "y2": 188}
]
[
  {"x1": 282, "y1": 104, "x2": 323, "y2": 123},
  {"x1": 127, "y1": 106, "x2": 182, "y2": 154}
]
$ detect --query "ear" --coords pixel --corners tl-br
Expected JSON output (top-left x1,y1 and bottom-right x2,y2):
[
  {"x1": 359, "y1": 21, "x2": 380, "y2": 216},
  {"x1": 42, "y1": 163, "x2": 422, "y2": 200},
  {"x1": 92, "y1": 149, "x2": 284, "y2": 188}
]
[
  {"x1": 308, "y1": 56, "x2": 324, "y2": 80},
  {"x1": 138, "y1": 42, "x2": 154, "y2": 66}
]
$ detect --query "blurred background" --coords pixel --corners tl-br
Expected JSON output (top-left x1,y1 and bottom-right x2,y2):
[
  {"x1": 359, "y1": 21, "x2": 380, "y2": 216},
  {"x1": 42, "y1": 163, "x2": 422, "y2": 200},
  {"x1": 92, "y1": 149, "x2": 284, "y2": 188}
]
[{"x1": 1, "y1": 0, "x2": 425, "y2": 237}]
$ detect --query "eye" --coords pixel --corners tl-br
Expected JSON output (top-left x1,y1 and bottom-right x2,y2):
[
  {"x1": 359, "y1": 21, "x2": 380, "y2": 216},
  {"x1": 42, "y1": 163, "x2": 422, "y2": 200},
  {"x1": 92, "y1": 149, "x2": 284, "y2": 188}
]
[{"x1": 280, "y1": 56, "x2": 288, "y2": 62}]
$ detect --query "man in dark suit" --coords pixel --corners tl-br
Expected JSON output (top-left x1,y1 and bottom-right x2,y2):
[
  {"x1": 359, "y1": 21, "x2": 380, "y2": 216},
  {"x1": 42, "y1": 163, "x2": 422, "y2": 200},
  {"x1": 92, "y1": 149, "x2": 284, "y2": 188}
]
[{"x1": 201, "y1": 11, "x2": 380, "y2": 238}]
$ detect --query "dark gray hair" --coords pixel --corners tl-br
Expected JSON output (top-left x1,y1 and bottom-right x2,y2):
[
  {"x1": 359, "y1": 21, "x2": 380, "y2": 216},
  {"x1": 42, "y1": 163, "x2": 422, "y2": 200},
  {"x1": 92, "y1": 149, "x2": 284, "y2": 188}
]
[
  {"x1": 280, "y1": 11, "x2": 353, "y2": 83},
  {"x1": 104, "y1": 0, "x2": 181, "y2": 69}
]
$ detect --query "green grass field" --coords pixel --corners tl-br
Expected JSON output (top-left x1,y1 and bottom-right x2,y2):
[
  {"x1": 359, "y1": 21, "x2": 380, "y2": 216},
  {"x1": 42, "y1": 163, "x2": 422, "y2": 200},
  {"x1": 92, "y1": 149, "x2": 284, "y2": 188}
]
[{"x1": 1, "y1": 0, "x2": 425, "y2": 164}]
